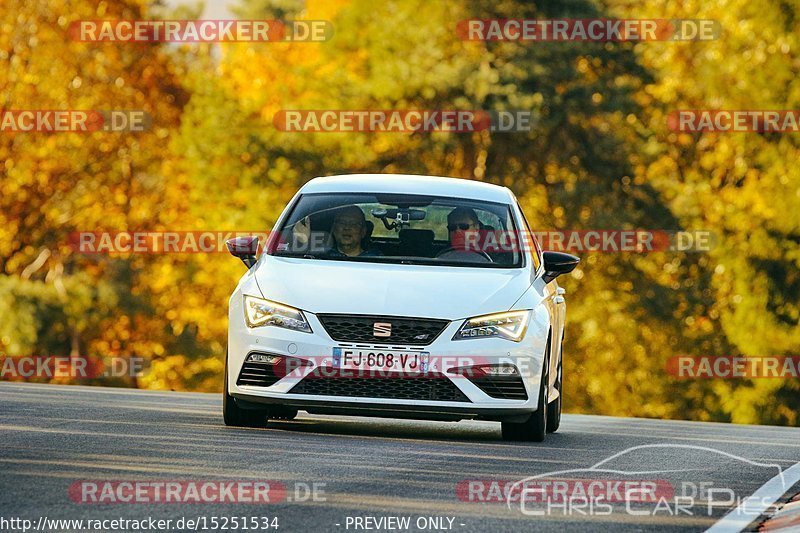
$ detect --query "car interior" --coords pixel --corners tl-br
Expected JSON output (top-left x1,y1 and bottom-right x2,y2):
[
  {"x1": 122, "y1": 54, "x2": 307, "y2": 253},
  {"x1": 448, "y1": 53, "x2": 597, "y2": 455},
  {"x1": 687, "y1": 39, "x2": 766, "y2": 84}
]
[{"x1": 280, "y1": 206, "x2": 517, "y2": 265}]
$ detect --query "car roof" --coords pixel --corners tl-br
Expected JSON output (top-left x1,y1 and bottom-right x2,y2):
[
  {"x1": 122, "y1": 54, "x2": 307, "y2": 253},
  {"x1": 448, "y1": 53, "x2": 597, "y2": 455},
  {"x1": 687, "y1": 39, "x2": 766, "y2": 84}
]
[{"x1": 299, "y1": 174, "x2": 515, "y2": 204}]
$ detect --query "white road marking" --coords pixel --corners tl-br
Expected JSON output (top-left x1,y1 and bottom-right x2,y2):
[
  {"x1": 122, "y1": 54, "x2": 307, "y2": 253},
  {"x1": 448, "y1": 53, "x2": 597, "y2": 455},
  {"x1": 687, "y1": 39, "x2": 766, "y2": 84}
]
[{"x1": 705, "y1": 460, "x2": 800, "y2": 533}]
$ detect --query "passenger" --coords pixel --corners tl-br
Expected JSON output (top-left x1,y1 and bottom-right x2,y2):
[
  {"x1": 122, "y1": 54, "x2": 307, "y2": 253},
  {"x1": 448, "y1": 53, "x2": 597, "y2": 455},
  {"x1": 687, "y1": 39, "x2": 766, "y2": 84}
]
[{"x1": 328, "y1": 205, "x2": 382, "y2": 257}]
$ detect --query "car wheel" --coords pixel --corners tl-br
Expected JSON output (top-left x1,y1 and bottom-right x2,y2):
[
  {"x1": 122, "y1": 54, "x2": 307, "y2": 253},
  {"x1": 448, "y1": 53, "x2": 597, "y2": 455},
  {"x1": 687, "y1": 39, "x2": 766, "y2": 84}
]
[
  {"x1": 223, "y1": 351, "x2": 268, "y2": 428},
  {"x1": 546, "y1": 347, "x2": 562, "y2": 433},
  {"x1": 502, "y1": 339, "x2": 549, "y2": 442}
]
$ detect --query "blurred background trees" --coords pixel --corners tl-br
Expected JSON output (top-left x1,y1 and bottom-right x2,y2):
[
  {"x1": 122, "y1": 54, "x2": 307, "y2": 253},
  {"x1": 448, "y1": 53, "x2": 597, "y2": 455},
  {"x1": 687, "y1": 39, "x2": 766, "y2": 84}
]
[{"x1": 2, "y1": 0, "x2": 798, "y2": 424}]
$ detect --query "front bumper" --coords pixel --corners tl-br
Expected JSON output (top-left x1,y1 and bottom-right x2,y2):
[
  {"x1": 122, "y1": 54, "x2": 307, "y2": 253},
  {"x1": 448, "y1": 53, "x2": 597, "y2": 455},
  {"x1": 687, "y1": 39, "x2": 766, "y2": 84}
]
[{"x1": 228, "y1": 300, "x2": 549, "y2": 423}]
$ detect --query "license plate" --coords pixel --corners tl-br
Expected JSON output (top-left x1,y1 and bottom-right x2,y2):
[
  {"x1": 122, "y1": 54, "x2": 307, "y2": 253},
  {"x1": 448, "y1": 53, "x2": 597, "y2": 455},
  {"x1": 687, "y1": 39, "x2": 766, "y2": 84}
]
[{"x1": 332, "y1": 348, "x2": 429, "y2": 373}]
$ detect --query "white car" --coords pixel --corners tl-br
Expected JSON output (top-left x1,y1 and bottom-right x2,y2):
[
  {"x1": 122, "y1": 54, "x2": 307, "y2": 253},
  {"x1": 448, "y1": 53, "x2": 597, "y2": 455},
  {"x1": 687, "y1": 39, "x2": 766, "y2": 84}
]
[{"x1": 224, "y1": 174, "x2": 579, "y2": 441}]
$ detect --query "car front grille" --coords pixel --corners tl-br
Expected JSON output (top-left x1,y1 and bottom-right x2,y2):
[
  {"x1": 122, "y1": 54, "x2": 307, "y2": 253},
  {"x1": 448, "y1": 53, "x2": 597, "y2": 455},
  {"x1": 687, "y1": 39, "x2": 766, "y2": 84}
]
[
  {"x1": 316, "y1": 314, "x2": 449, "y2": 345},
  {"x1": 467, "y1": 375, "x2": 529, "y2": 400},
  {"x1": 289, "y1": 369, "x2": 470, "y2": 402}
]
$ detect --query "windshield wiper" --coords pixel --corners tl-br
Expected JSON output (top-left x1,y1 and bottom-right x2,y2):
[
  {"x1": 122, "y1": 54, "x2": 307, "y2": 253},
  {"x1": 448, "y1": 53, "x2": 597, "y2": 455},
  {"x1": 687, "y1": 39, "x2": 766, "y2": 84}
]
[{"x1": 274, "y1": 251, "x2": 327, "y2": 259}]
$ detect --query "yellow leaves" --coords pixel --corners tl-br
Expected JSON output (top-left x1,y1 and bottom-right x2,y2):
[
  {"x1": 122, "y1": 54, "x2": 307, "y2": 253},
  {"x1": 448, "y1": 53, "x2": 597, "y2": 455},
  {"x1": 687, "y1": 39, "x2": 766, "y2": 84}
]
[
  {"x1": 307, "y1": 0, "x2": 348, "y2": 21},
  {"x1": 139, "y1": 353, "x2": 224, "y2": 392}
]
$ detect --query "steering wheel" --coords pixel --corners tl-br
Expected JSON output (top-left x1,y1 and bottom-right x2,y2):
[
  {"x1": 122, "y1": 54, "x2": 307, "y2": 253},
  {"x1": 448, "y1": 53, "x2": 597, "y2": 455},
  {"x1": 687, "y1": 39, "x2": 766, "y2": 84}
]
[{"x1": 435, "y1": 247, "x2": 493, "y2": 262}]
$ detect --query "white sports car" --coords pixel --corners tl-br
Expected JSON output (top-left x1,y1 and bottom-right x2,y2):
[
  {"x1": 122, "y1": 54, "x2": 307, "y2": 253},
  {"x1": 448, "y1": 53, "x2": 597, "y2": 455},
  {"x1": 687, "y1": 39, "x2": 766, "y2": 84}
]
[{"x1": 224, "y1": 174, "x2": 579, "y2": 441}]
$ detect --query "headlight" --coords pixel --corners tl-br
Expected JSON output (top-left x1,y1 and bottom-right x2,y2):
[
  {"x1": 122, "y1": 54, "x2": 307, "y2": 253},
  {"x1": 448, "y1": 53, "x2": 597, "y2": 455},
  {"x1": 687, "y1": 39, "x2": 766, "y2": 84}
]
[
  {"x1": 243, "y1": 295, "x2": 312, "y2": 333},
  {"x1": 453, "y1": 310, "x2": 530, "y2": 341}
]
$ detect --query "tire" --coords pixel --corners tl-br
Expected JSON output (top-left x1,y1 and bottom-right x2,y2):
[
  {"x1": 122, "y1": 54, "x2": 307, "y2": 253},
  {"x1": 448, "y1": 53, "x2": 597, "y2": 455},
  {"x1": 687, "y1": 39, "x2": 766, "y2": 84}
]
[
  {"x1": 223, "y1": 351, "x2": 268, "y2": 428},
  {"x1": 502, "y1": 337, "x2": 549, "y2": 442},
  {"x1": 546, "y1": 351, "x2": 562, "y2": 433}
]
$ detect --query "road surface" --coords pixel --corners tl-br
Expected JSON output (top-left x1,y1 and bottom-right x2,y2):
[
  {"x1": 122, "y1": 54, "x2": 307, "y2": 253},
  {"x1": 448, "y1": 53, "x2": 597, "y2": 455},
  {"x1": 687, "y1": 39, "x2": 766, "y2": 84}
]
[{"x1": 1, "y1": 382, "x2": 799, "y2": 532}]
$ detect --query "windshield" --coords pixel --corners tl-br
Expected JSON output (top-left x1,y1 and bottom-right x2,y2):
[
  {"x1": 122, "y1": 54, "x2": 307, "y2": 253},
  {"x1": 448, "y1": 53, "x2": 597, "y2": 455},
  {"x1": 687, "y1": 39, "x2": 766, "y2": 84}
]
[{"x1": 268, "y1": 193, "x2": 523, "y2": 268}]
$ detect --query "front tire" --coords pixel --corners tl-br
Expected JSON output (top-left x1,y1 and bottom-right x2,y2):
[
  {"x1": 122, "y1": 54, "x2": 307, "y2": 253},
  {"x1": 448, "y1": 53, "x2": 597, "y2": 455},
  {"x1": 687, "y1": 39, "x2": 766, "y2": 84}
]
[
  {"x1": 546, "y1": 353, "x2": 562, "y2": 433},
  {"x1": 223, "y1": 352, "x2": 268, "y2": 427},
  {"x1": 502, "y1": 338, "x2": 549, "y2": 442}
]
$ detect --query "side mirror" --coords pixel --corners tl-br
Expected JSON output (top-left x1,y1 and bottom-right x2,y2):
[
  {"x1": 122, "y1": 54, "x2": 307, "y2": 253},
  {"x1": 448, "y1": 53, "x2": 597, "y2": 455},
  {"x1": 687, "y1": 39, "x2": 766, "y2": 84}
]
[
  {"x1": 542, "y1": 251, "x2": 580, "y2": 283},
  {"x1": 226, "y1": 236, "x2": 259, "y2": 268}
]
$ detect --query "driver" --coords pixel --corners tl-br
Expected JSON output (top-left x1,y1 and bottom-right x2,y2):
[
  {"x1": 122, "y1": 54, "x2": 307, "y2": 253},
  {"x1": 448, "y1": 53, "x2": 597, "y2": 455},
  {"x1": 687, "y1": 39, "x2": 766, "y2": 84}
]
[
  {"x1": 328, "y1": 205, "x2": 382, "y2": 257},
  {"x1": 446, "y1": 207, "x2": 482, "y2": 251}
]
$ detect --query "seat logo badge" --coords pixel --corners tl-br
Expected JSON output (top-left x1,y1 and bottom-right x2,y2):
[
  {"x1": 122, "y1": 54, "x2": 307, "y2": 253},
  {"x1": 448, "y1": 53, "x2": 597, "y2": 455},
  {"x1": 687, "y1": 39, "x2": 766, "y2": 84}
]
[{"x1": 373, "y1": 322, "x2": 392, "y2": 337}]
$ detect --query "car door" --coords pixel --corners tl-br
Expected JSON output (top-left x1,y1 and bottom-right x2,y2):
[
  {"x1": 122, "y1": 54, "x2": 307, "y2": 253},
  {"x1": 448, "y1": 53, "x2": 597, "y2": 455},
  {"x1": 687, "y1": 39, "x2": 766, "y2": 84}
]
[
  {"x1": 549, "y1": 280, "x2": 566, "y2": 395},
  {"x1": 514, "y1": 201, "x2": 564, "y2": 394}
]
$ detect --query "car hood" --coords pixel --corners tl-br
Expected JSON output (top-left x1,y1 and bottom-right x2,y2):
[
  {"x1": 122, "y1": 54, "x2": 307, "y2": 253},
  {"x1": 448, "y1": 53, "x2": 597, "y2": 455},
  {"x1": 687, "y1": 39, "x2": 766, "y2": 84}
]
[{"x1": 254, "y1": 256, "x2": 532, "y2": 319}]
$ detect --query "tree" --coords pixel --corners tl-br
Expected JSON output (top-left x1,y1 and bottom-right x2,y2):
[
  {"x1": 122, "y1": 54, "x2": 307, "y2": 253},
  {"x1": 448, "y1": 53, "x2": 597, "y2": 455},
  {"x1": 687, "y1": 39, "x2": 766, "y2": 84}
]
[{"x1": 1, "y1": 0, "x2": 190, "y2": 387}]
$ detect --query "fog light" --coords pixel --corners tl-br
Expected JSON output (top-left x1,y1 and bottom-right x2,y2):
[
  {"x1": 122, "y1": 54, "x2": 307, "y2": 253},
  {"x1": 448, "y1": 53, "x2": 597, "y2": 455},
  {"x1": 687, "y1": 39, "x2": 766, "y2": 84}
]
[
  {"x1": 447, "y1": 364, "x2": 520, "y2": 377},
  {"x1": 246, "y1": 353, "x2": 282, "y2": 364},
  {"x1": 482, "y1": 364, "x2": 519, "y2": 376}
]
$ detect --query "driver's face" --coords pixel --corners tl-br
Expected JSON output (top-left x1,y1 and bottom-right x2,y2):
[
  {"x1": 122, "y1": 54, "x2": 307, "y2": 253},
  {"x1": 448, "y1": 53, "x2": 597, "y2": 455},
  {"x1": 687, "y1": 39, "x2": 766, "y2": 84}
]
[
  {"x1": 448, "y1": 216, "x2": 479, "y2": 242},
  {"x1": 333, "y1": 212, "x2": 366, "y2": 247}
]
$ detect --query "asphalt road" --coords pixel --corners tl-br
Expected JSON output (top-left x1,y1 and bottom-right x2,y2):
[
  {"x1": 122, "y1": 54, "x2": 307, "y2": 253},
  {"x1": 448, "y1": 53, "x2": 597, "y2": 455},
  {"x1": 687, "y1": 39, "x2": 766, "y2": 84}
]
[{"x1": 1, "y1": 382, "x2": 799, "y2": 533}]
